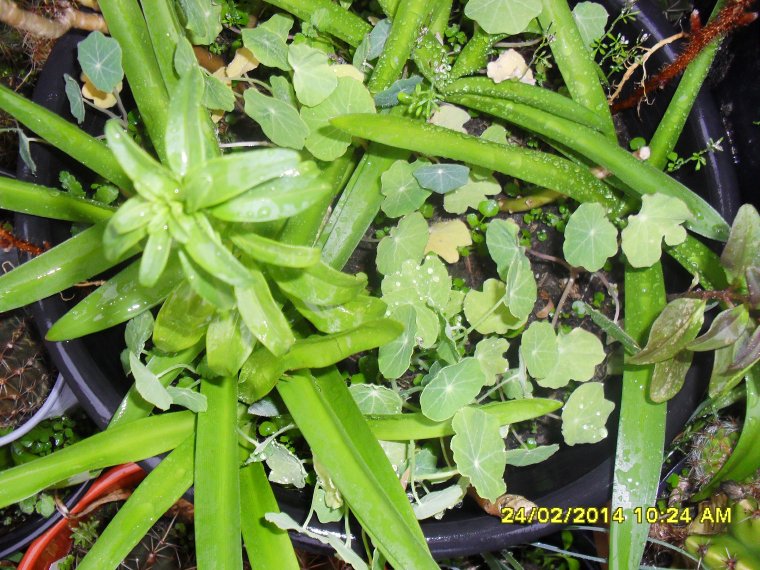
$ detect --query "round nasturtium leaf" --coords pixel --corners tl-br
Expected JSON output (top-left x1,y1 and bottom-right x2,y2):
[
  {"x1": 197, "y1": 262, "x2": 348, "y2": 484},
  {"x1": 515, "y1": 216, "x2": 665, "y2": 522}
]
[
  {"x1": 463, "y1": 279, "x2": 521, "y2": 334},
  {"x1": 563, "y1": 202, "x2": 618, "y2": 272},
  {"x1": 464, "y1": 0, "x2": 543, "y2": 36},
  {"x1": 420, "y1": 358, "x2": 488, "y2": 422},
  {"x1": 451, "y1": 406, "x2": 507, "y2": 502},
  {"x1": 378, "y1": 304, "x2": 417, "y2": 380},
  {"x1": 413, "y1": 164, "x2": 470, "y2": 194},
  {"x1": 380, "y1": 160, "x2": 431, "y2": 218},
  {"x1": 621, "y1": 194, "x2": 692, "y2": 268},
  {"x1": 349, "y1": 384, "x2": 403, "y2": 414},
  {"x1": 376, "y1": 212, "x2": 428, "y2": 276},
  {"x1": 243, "y1": 90, "x2": 309, "y2": 150},
  {"x1": 561, "y1": 382, "x2": 614, "y2": 446},
  {"x1": 288, "y1": 43, "x2": 337, "y2": 107},
  {"x1": 77, "y1": 31, "x2": 124, "y2": 93},
  {"x1": 475, "y1": 337, "x2": 510, "y2": 385}
]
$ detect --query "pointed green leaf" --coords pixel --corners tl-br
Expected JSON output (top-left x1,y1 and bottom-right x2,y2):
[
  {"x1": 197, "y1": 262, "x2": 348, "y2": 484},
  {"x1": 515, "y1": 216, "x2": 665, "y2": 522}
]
[
  {"x1": 720, "y1": 204, "x2": 760, "y2": 282},
  {"x1": 236, "y1": 273, "x2": 295, "y2": 356},
  {"x1": 130, "y1": 352, "x2": 173, "y2": 411},
  {"x1": 63, "y1": 73, "x2": 85, "y2": 124},
  {"x1": 688, "y1": 305, "x2": 750, "y2": 352},
  {"x1": 153, "y1": 281, "x2": 216, "y2": 352},
  {"x1": 231, "y1": 232, "x2": 321, "y2": 268},
  {"x1": 139, "y1": 229, "x2": 172, "y2": 287},
  {"x1": 629, "y1": 298, "x2": 706, "y2": 364},
  {"x1": 650, "y1": 350, "x2": 693, "y2": 403},
  {"x1": 206, "y1": 310, "x2": 255, "y2": 377}
]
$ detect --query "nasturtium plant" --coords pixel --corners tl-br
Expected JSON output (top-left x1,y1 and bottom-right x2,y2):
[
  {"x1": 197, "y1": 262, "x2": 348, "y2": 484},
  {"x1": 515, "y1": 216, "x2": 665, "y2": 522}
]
[
  {"x1": 63, "y1": 74, "x2": 85, "y2": 124},
  {"x1": 443, "y1": 175, "x2": 501, "y2": 215},
  {"x1": 413, "y1": 163, "x2": 470, "y2": 194},
  {"x1": 420, "y1": 358, "x2": 488, "y2": 421},
  {"x1": 520, "y1": 321, "x2": 559, "y2": 379},
  {"x1": 77, "y1": 31, "x2": 124, "y2": 93},
  {"x1": 288, "y1": 43, "x2": 338, "y2": 107},
  {"x1": 243, "y1": 90, "x2": 309, "y2": 150},
  {"x1": 571, "y1": 2, "x2": 609, "y2": 49},
  {"x1": 464, "y1": 0, "x2": 543, "y2": 35},
  {"x1": 353, "y1": 19, "x2": 392, "y2": 71},
  {"x1": 381, "y1": 159, "x2": 432, "y2": 218},
  {"x1": 177, "y1": 0, "x2": 222, "y2": 44},
  {"x1": 378, "y1": 305, "x2": 418, "y2": 380},
  {"x1": 451, "y1": 406, "x2": 507, "y2": 502},
  {"x1": 561, "y1": 382, "x2": 614, "y2": 446},
  {"x1": 474, "y1": 337, "x2": 510, "y2": 386},
  {"x1": 412, "y1": 479, "x2": 469, "y2": 520},
  {"x1": 563, "y1": 202, "x2": 618, "y2": 271},
  {"x1": 242, "y1": 13, "x2": 292, "y2": 70},
  {"x1": 506, "y1": 444, "x2": 559, "y2": 467},
  {"x1": 349, "y1": 384, "x2": 404, "y2": 415},
  {"x1": 621, "y1": 194, "x2": 692, "y2": 268},
  {"x1": 425, "y1": 220, "x2": 472, "y2": 263},
  {"x1": 429, "y1": 104, "x2": 470, "y2": 133},
  {"x1": 464, "y1": 279, "x2": 521, "y2": 334},
  {"x1": 376, "y1": 212, "x2": 429, "y2": 276}
]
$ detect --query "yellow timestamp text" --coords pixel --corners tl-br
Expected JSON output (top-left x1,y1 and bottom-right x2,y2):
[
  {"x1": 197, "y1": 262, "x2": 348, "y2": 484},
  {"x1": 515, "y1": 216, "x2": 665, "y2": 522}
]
[{"x1": 501, "y1": 506, "x2": 731, "y2": 525}]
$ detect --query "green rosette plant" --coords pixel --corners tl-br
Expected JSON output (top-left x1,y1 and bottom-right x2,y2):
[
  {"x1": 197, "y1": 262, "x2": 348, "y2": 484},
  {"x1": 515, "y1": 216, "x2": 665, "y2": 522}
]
[{"x1": 0, "y1": 0, "x2": 757, "y2": 568}]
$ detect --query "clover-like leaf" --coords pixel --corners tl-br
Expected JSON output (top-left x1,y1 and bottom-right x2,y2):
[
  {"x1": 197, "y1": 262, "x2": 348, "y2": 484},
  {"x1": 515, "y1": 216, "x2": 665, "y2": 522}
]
[
  {"x1": 464, "y1": 0, "x2": 543, "y2": 35},
  {"x1": 572, "y1": 2, "x2": 609, "y2": 49},
  {"x1": 425, "y1": 220, "x2": 472, "y2": 264},
  {"x1": 463, "y1": 279, "x2": 520, "y2": 334},
  {"x1": 629, "y1": 298, "x2": 706, "y2": 364},
  {"x1": 289, "y1": 43, "x2": 338, "y2": 107},
  {"x1": 420, "y1": 358, "x2": 488, "y2": 422},
  {"x1": 451, "y1": 406, "x2": 507, "y2": 502},
  {"x1": 621, "y1": 194, "x2": 692, "y2": 268},
  {"x1": 563, "y1": 203, "x2": 618, "y2": 271},
  {"x1": 443, "y1": 176, "x2": 501, "y2": 215},
  {"x1": 349, "y1": 384, "x2": 403, "y2": 415},
  {"x1": 561, "y1": 382, "x2": 614, "y2": 446},
  {"x1": 520, "y1": 321, "x2": 558, "y2": 379},
  {"x1": 376, "y1": 212, "x2": 428, "y2": 276},
  {"x1": 380, "y1": 160, "x2": 431, "y2": 218},
  {"x1": 241, "y1": 14, "x2": 292, "y2": 70},
  {"x1": 505, "y1": 444, "x2": 559, "y2": 467},
  {"x1": 244, "y1": 89, "x2": 309, "y2": 149},
  {"x1": 77, "y1": 31, "x2": 123, "y2": 93},
  {"x1": 721, "y1": 204, "x2": 760, "y2": 283},
  {"x1": 378, "y1": 305, "x2": 417, "y2": 380},
  {"x1": 413, "y1": 164, "x2": 470, "y2": 194},
  {"x1": 475, "y1": 337, "x2": 509, "y2": 385},
  {"x1": 301, "y1": 77, "x2": 375, "y2": 161}
]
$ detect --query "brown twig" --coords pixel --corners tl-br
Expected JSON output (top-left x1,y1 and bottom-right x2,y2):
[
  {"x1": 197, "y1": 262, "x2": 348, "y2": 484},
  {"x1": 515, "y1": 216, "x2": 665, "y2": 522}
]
[
  {"x1": 0, "y1": 225, "x2": 46, "y2": 256},
  {"x1": 0, "y1": 0, "x2": 107, "y2": 40},
  {"x1": 612, "y1": 0, "x2": 758, "y2": 113}
]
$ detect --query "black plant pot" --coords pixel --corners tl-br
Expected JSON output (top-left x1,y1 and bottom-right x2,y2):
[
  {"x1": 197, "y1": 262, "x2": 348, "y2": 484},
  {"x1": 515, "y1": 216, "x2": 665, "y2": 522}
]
[{"x1": 13, "y1": 0, "x2": 741, "y2": 559}]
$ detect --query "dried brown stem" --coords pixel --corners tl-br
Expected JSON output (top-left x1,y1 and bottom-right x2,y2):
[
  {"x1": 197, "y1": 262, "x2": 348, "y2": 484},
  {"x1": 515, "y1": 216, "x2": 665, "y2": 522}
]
[
  {"x1": 0, "y1": 0, "x2": 107, "y2": 40},
  {"x1": 0, "y1": 225, "x2": 46, "y2": 256}
]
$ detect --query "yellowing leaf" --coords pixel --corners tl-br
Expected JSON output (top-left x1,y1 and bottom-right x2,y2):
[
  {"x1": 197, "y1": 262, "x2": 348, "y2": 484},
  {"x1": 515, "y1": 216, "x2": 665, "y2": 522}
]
[
  {"x1": 486, "y1": 49, "x2": 535, "y2": 85},
  {"x1": 332, "y1": 64, "x2": 365, "y2": 82},
  {"x1": 429, "y1": 104, "x2": 470, "y2": 133},
  {"x1": 226, "y1": 47, "x2": 259, "y2": 77},
  {"x1": 81, "y1": 73, "x2": 121, "y2": 109},
  {"x1": 425, "y1": 220, "x2": 472, "y2": 263}
]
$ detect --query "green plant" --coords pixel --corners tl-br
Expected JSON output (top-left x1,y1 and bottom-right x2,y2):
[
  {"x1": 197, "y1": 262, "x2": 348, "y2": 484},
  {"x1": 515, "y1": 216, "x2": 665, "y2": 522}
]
[{"x1": 0, "y1": 0, "x2": 755, "y2": 568}]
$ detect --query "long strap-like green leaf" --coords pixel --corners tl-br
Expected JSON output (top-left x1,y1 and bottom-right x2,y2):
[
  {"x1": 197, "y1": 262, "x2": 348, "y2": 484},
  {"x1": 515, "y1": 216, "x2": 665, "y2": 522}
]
[
  {"x1": 78, "y1": 436, "x2": 195, "y2": 569},
  {"x1": 195, "y1": 376, "x2": 243, "y2": 570},
  {"x1": 278, "y1": 370, "x2": 437, "y2": 569},
  {"x1": 610, "y1": 264, "x2": 666, "y2": 570},
  {"x1": 0, "y1": 85, "x2": 130, "y2": 189},
  {"x1": 0, "y1": 177, "x2": 115, "y2": 223},
  {"x1": 0, "y1": 412, "x2": 194, "y2": 508}
]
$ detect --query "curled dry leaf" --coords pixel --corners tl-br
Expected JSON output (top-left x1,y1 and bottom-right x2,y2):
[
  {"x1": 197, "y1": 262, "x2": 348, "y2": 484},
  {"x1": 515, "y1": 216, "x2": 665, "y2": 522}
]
[
  {"x1": 425, "y1": 219, "x2": 472, "y2": 263},
  {"x1": 80, "y1": 73, "x2": 121, "y2": 109},
  {"x1": 225, "y1": 47, "x2": 259, "y2": 77}
]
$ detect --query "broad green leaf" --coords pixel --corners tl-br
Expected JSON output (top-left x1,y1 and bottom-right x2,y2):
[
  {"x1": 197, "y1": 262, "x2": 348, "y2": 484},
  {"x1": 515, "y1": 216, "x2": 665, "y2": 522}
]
[
  {"x1": 429, "y1": 104, "x2": 470, "y2": 133},
  {"x1": 266, "y1": 512, "x2": 369, "y2": 569},
  {"x1": 561, "y1": 382, "x2": 614, "y2": 446},
  {"x1": 125, "y1": 311, "x2": 154, "y2": 356},
  {"x1": 520, "y1": 321, "x2": 558, "y2": 379},
  {"x1": 420, "y1": 358, "x2": 488, "y2": 422},
  {"x1": 486, "y1": 218, "x2": 522, "y2": 279},
  {"x1": 260, "y1": 13, "x2": 294, "y2": 39},
  {"x1": 272, "y1": 262, "x2": 366, "y2": 307},
  {"x1": 183, "y1": 214, "x2": 253, "y2": 287},
  {"x1": 563, "y1": 202, "x2": 618, "y2": 271},
  {"x1": 289, "y1": 43, "x2": 338, "y2": 107},
  {"x1": 256, "y1": 442, "x2": 307, "y2": 489},
  {"x1": 505, "y1": 444, "x2": 559, "y2": 467},
  {"x1": 424, "y1": 220, "x2": 472, "y2": 264},
  {"x1": 231, "y1": 232, "x2": 321, "y2": 268},
  {"x1": 139, "y1": 229, "x2": 172, "y2": 287},
  {"x1": 629, "y1": 298, "x2": 706, "y2": 364},
  {"x1": 475, "y1": 337, "x2": 509, "y2": 385},
  {"x1": 77, "y1": 31, "x2": 124, "y2": 92},
  {"x1": 153, "y1": 282, "x2": 216, "y2": 352},
  {"x1": 210, "y1": 166, "x2": 331, "y2": 223},
  {"x1": 203, "y1": 73, "x2": 235, "y2": 112},
  {"x1": 236, "y1": 273, "x2": 295, "y2": 357},
  {"x1": 293, "y1": 295, "x2": 387, "y2": 334},
  {"x1": 166, "y1": 386, "x2": 208, "y2": 413},
  {"x1": 243, "y1": 90, "x2": 309, "y2": 150},
  {"x1": 720, "y1": 204, "x2": 760, "y2": 283},
  {"x1": 443, "y1": 176, "x2": 500, "y2": 215},
  {"x1": 63, "y1": 74, "x2": 85, "y2": 124},
  {"x1": 174, "y1": 37, "x2": 196, "y2": 77},
  {"x1": 505, "y1": 254, "x2": 537, "y2": 321},
  {"x1": 650, "y1": 350, "x2": 693, "y2": 403},
  {"x1": 177, "y1": 0, "x2": 222, "y2": 44},
  {"x1": 708, "y1": 328, "x2": 751, "y2": 397},
  {"x1": 376, "y1": 212, "x2": 428, "y2": 275},
  {"x1": 242, "y1": 22, "x2": 291, "y2": 70},
  {"x1": 165, "y1": 70, "x2": 218, "y2": 177},
  {"x1": 412, "y1": 479, "x2": 468, "y2": 520},
  {"x1": 537, "y1": 328, "x2": 606, "y2": 388},
  {"x1": 380, "y1": 160, "x2": 431, "y2": 218},
  {"x1": 353, "y1": 19, "x2": 391, "y2": 69},
  {"x1": 178, "y1": 251, "x2": 236, "y2": 311},
  {"x1": 584, "y1": 303, "x2": 640, "y2": 354},
  {"x1": 464, "y1": 0, "x2": 543, "y2": 35},
  {"x1": 413, "y1": 164, "x2": 470, "y2": 194},
  {"x1": 480, "y1": 125, "x2": 509, "y2": 144},
  {"x1": 130, "y1": 353, "x2": 172, "y2": 411},
  {"x1": 378, "y1": 305, "x2": 418, "y2": 380},
  {"x1": 688, "y1": 305, "x2": 750, "y2": 351},
  {"x1": 572, "y1": 2, "x2": 609, "y2": 49},
  {"x1": 374, "y1": 76, "x2": 424, "y2": 108},
  {"x1": 301, "y1": 77, "x2": 376, "y2": 161},
  {"x1": 206, "y1": 310, "x2": 255, "y2": 377},
  {"x1": 350, "y1": 384, "x2": 404, "y2": 415},
  {"x1": 463, "y1": 279, "x2": 520, "y2": 334},
  {"x1": 270, "y1": 75, "x2": 296, "y2": 105},
  {"x1": 382, "y1": 256, "x2": 452, "y2": 315},
  {"x1": 451, "y1": 407, "x2": 506, "y2": 502},
  {"x1": 621, "y1": 194, "x2": 692, "y2": 268}
]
